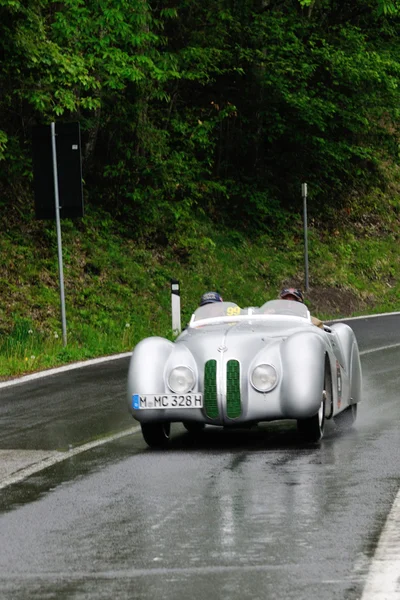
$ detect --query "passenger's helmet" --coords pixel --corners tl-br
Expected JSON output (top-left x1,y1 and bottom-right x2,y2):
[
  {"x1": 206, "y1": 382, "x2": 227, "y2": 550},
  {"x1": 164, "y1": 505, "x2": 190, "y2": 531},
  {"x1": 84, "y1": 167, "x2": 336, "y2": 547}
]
[
  {"x1": 199, "y1": 291, "x2": 223, "y2": 306},
  {"x1": 279, "y1": 288, "x2": 304, "y2": 303}
]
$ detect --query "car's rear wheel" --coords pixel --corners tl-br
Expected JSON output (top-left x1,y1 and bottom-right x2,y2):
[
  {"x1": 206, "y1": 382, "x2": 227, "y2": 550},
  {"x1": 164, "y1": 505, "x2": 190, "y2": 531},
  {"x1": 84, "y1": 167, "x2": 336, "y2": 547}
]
[
  {"x1": 334, "y1": 403, "x2": 357, "y2": 431},
  {"x1": 297, "y1": 363, "x2": 330, "y2": 443},
  {"x1": 183, "y1": 421, "x2": 205, "y2": 434},
  {"x1": 141, "y1": 422, "x2": 170, "y2": 448}
]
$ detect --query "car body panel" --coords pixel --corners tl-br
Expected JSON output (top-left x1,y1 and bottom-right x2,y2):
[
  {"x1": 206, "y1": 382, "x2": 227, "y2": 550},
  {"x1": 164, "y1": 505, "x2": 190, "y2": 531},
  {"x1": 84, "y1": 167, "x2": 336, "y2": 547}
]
[{"x1": 127, "y1": 300, "x2": 362, "y2": 428}]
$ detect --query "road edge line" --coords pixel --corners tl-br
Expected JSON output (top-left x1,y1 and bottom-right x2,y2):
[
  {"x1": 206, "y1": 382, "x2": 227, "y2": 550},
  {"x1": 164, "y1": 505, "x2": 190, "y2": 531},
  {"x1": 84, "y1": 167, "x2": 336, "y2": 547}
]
[
  {"x1": 0, "y1": 352, "x2": 132, "y2": 389},
  {"x1": 0, "y1": 425, "x2": 140, "y2": 491},
  {"x1": 1, "y1": 312, "x2": 399, "y2": 390},
  {"x1": 360, "y1": 489, "x2": 400, "y2": 600},
  {"x1": 360, "y1": 343, "x2": 400, "y2": 356}
]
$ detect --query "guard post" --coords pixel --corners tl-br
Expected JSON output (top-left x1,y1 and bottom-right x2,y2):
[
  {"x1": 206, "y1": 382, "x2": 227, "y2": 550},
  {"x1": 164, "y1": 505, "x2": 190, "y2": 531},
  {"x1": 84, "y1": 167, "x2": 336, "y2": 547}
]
[{"x1": 170, "y1": 279, "x2": 181, "y2": 336}]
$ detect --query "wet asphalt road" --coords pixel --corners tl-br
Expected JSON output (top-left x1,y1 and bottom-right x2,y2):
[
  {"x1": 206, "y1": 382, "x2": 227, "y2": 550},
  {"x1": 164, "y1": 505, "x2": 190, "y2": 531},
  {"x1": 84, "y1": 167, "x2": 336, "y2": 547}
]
[
  {"x1": 0, "y1": 314, "x2": 399, "y2": 600},
  {"x1": 0, "y1": 358, "x2": 131, "y2": 450}
]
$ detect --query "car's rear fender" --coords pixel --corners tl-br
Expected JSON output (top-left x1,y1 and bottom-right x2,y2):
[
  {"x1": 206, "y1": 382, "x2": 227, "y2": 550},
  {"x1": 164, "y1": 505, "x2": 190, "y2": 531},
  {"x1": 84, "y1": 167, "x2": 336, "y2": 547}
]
[
  {"x1": 329, "y1": 322, "x2": 362, "y2": 406},
  {"x1": 329, "y1": 322, "x2": 355, "y2": 374},
  {"x1": 280, "y1": 331, "x2": 326, "y2": 418}
]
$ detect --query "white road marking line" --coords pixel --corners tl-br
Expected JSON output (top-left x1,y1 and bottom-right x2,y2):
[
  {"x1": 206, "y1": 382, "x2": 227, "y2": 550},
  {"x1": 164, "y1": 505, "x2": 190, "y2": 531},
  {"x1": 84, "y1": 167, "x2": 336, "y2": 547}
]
[
  {"x1": 359, "y1": 341, "x2": 400, "y2": 599},
  {"x1": 328, "y1": 311, "x2": 400, "y2": 323},
  {"x1": 2, "y1": 341, "x2": 396, "y2": 389},
  {"x1": 360, "y1": 490, "x2": 400, "y2": 600},
  {"x1": 0, "y1": 352, "x2": 132, "y2": 389},
  {"x1": 360, "y1": 343, "x2": 400, "y2": 356},
  {"x1": 1, "y1": 315, "x2": 400, "y2": 599},
  {"x1": 1, "y1": 310, "x2": 400, "y2": 390},
  {"x1": 0, "y1": 449, "x2": 60, "y2": 480},
  {"x1": 0, "y1": 566, "x2": 367, "y2": 579},
  {"x1": 0, "y1": 426, "x2": 140, "y2": 491}
]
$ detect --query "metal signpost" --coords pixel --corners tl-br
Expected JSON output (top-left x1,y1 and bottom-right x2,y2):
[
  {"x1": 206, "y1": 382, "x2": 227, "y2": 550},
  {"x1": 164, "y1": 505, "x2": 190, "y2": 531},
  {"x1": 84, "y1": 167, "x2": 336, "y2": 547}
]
[
  {"x1": 171, "y1": 279, "x2": 181, "y2": 336},
  {"x1": 302, "y1": 183, "x2": 309, "y2": 292},
  {"x1": 32, "y1": 122, "x2": 84, "y2": 347},
  {"x1": 51, "y1": 123, "x2": 67, "y2": 346}
]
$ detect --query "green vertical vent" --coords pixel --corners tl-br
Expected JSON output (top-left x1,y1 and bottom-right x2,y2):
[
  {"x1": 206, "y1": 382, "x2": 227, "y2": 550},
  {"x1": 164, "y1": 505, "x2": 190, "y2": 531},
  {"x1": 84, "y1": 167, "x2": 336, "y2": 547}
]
[
  {"x1": 204, "y1": 359, "x2": 218, "y2": 418},
  {"x1": 227, "y1": 360, "x2": 241, "y2": 418}
]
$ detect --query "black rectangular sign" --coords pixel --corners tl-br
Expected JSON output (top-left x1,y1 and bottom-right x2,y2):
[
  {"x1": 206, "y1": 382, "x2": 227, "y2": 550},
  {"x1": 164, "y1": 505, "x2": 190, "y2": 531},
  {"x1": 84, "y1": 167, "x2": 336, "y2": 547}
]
[{"x1": 32, "y1": 122, "x2": 84, "y2": 219}]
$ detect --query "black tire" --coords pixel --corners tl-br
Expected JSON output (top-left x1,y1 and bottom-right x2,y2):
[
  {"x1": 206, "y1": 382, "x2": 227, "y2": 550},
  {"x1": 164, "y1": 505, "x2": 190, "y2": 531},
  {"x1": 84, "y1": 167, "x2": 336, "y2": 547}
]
[
  {"x1": 334, "y1": 403, "x2": 358, "y2": 431},
  {"x1": 141, "y1": 422, "x2": 171, "y2": 448},
  {"x1": 297, "y1": 399, "x2": 325, "y2": 443},
  {"x1": 183, "y1": 421, "x2": 205, "y2": 434},
  {"x1": 297, "y1": 364, "x2": 330, "y2": 443}
]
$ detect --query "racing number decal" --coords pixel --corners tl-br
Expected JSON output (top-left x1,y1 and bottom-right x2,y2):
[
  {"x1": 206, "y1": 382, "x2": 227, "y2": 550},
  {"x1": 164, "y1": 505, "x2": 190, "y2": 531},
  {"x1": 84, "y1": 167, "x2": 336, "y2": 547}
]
[
  {"x1": 336, "y1": 360, "x2": 342, "y2": 409},
  {"x1": 226, "y1": 306, "x2": 241, "y2": 316}
]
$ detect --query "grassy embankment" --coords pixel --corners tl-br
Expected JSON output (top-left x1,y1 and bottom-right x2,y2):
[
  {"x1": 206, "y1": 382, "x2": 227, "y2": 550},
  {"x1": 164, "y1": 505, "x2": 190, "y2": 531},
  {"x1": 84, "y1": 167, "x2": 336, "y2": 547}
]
[{"x1": 0, "y1": 192, "x2": 399, "y2": 380}]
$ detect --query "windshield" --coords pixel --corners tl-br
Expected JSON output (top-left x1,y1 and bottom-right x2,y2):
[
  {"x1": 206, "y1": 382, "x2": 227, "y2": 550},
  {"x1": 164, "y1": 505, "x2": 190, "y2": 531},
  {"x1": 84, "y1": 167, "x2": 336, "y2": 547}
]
[
  {"x1": 256, "y1": 299, "x2": 310, "y2": 319},
  {"x1": 191, "y1": 302, "x2": 248, "y2": 322},
  {"x1": 188, "y1": 299, "x2": 310, "y2": 328}
]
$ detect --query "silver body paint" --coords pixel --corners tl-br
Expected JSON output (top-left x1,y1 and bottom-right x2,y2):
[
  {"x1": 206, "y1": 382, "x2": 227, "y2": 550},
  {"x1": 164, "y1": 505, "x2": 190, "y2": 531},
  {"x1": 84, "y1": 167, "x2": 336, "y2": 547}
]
[{"x1": 127, "y1": 300, "x2": 362, "y2": 427}]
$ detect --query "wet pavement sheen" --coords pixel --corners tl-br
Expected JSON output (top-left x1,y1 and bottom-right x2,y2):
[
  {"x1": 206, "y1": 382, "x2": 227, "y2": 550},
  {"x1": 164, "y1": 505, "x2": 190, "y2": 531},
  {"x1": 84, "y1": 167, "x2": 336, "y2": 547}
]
[{"x1": 0, "y1": 319, "x2": 399, "y2": 600}]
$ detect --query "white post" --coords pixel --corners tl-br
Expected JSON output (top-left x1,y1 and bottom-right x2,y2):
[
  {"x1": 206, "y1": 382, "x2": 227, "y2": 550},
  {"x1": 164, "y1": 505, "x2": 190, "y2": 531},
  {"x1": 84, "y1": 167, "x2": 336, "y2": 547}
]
[
  {"x1": 171, "y1": 279, "x2": 181, "y2": 336},
  {"x1": 302, "y1": 183, "x2": 309, "y2": 293},
  {"x1": 51, "y1": 122, "x2": 67, "y2": 346}
]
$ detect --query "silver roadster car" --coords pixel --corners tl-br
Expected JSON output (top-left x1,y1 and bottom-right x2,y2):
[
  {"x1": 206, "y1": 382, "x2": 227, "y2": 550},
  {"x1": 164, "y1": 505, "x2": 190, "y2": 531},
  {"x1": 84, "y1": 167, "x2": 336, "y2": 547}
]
[{"x1": 127, "y1": 300, "x2": 362, "y2": 447}]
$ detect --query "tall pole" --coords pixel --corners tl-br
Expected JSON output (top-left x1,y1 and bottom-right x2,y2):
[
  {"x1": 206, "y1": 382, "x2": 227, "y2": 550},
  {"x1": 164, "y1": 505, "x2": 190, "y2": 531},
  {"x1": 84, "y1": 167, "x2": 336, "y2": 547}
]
[
  {"x1": 302, "y1": 183, "x2": 309, "y2": 292},
  {"x1": 51, "y1": 122, "x2": 67, "y2": 346}
]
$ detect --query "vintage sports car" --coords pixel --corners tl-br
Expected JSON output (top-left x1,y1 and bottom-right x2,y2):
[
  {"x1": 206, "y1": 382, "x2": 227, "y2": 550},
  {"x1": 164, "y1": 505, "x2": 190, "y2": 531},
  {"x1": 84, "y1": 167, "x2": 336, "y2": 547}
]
[{"x1": 127, "y1": 300, "x2": 362, "y2": 447}]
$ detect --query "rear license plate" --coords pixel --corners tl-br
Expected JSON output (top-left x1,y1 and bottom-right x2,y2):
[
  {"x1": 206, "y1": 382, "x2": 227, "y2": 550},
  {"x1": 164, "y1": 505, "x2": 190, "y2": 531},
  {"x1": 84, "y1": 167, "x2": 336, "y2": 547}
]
[{"x1": 132, "y1": 394, "x2": 203, "y2": 410}]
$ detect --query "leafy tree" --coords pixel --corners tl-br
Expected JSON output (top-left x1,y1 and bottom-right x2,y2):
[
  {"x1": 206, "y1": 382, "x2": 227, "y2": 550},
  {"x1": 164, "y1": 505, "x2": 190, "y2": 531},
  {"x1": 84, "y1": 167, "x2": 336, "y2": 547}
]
[
  {"x1": 0, "y1": 0, "x2": 173, "y2": 178},
  {"x1": 0, "y1": 0, "x2": 399, "y2": 237},
  {"x1": 195, "y1": 0, "x2": 400, "y2": 226}
]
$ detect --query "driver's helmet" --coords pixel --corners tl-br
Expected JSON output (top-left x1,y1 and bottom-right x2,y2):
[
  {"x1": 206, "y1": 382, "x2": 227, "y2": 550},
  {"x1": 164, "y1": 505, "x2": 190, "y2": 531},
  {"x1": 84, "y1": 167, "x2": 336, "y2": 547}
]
[
  {"x1": 199, "y1": 291, "x2": 223, "y2": 306},
  {"x1": 279, "y1": 287, "x2": 304, "y2": 303}
]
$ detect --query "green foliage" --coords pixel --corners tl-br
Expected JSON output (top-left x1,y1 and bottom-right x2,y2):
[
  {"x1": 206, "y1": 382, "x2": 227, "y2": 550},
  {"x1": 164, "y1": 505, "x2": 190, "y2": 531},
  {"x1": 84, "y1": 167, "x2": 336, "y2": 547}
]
[
  {"x1": 1, "y1": 0, "x2": 400, "y2": 232},
  {"x1": 0, "y1": 0, "x2": 400, "y2": 379},
  {"x1": 298, "y1": 0, "x2": 400, "y2": 17},
  {"x1": 0, "y1": 197, "x2": 399, "y2": 378},
  {"x1": 0, "y1": 130, "x2": 7, "y2": 161},
  {"x1": 374, "y1": 0, "x2": 400, "y2": 15}
]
